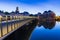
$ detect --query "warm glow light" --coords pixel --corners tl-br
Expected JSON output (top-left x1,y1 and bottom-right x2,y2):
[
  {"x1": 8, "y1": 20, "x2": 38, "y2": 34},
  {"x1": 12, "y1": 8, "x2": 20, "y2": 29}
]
[{"x1": 0, "y1": 15, "x2": 2, "y2": 18}]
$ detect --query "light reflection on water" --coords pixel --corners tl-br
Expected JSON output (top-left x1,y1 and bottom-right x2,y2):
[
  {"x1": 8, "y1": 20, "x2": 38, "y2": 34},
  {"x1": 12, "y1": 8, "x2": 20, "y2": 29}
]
[{"x1": 30, "y1": 21, "x2": 60, "y2": 40}]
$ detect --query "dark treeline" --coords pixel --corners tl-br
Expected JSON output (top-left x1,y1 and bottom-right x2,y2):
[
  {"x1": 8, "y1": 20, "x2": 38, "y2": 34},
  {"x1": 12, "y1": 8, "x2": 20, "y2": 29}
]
[{"x1": 0, "y1": 7, "x2": 56, "y2": 17}]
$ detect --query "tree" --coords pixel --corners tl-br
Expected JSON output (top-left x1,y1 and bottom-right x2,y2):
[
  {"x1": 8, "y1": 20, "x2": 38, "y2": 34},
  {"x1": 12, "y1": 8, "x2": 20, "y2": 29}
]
[
  {"x1": 4, "y1": 12, "x2": 10, "y2": 15},
  {"x1": 37, "y1": 12, "x2": 41, "y2": 16},
  {"x1": 23, "y1": 11, "x2": 29, "y2": 16},
  {"x1": 29, "y1": 14, "x2": 33, "y2": 16}
]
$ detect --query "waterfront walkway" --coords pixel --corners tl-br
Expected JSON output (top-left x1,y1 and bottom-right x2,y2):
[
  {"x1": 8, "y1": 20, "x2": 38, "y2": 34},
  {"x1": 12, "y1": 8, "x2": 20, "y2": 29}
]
[{"x1": 0, "y1": 16, "x2": 36, "y2": 40}]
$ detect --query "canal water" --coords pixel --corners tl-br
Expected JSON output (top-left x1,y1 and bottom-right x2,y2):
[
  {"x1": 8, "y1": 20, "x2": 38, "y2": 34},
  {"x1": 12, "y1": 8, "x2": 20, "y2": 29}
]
[{"x1": 30, "y1": 21, "x2": 60, "y2": 40}]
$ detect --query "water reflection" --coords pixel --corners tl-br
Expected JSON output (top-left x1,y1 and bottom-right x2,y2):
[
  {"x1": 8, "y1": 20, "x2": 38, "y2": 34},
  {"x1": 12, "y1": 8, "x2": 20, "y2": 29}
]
[
  {"x1": 38, "y1": 19, "x2": 56, "y2": 29},
  {"x1": 14, "y1": 19, "x2": 37, "y2": 40},
  {"x1": 30, "y1": 20, "x2": 60, "y2": 40}
]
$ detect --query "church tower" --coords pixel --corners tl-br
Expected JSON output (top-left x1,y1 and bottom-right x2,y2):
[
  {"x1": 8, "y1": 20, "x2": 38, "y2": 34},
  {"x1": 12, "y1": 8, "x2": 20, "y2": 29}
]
[{"x1": 15, "y1": 6, "x2": 19, "y2": 14}]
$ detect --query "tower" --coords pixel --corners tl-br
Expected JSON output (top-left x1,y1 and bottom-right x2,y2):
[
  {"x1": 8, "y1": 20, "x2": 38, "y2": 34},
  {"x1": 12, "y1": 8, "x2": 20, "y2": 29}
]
[{"x1": 15, "y1": 6, "x2": 19, "y2": 14}]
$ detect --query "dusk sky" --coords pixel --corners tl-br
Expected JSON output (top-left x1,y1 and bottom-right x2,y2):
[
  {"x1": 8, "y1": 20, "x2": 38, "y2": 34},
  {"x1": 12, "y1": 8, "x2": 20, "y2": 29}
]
[{"x1": 0, "y1": 0, "x2": 60, "y2": 15}]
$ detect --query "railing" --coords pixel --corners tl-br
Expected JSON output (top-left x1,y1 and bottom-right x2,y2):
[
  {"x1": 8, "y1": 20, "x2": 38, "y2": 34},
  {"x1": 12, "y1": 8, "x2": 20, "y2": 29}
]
[
  {"x1": 0, "y1": 15, "x2": 35, "y2": 38},
  {"x1": 0, "y1": 15, "x2": 20, "y2": 37}
]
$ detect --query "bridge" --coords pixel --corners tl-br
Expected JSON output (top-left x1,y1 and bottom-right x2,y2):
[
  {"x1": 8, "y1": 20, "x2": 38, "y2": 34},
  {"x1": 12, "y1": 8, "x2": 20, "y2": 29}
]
[{"x1": 0, "y1": 16, "x2": 37, "y2": 40}]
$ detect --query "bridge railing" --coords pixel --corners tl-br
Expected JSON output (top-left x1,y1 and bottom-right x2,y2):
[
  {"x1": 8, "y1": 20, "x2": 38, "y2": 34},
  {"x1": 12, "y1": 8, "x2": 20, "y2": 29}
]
[
  {"x1": 0, "y1": 15, "x2": 18, "y2": 37},
  {"x1": 0, "y1": 15, "x2": 36, "y2": 38}
]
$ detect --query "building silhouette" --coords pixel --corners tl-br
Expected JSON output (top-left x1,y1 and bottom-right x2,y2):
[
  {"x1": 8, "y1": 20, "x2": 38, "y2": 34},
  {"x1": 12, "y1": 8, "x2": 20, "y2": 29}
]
[{"x1": 15, "y1": 7, "x2": 19, "y2": 14}]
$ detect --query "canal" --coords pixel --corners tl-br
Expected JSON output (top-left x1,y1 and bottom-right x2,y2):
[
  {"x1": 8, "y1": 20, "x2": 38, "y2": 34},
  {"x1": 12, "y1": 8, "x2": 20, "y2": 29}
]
[{"x1": 30, "y1": 21, "x2": 60, "y2": 40}]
